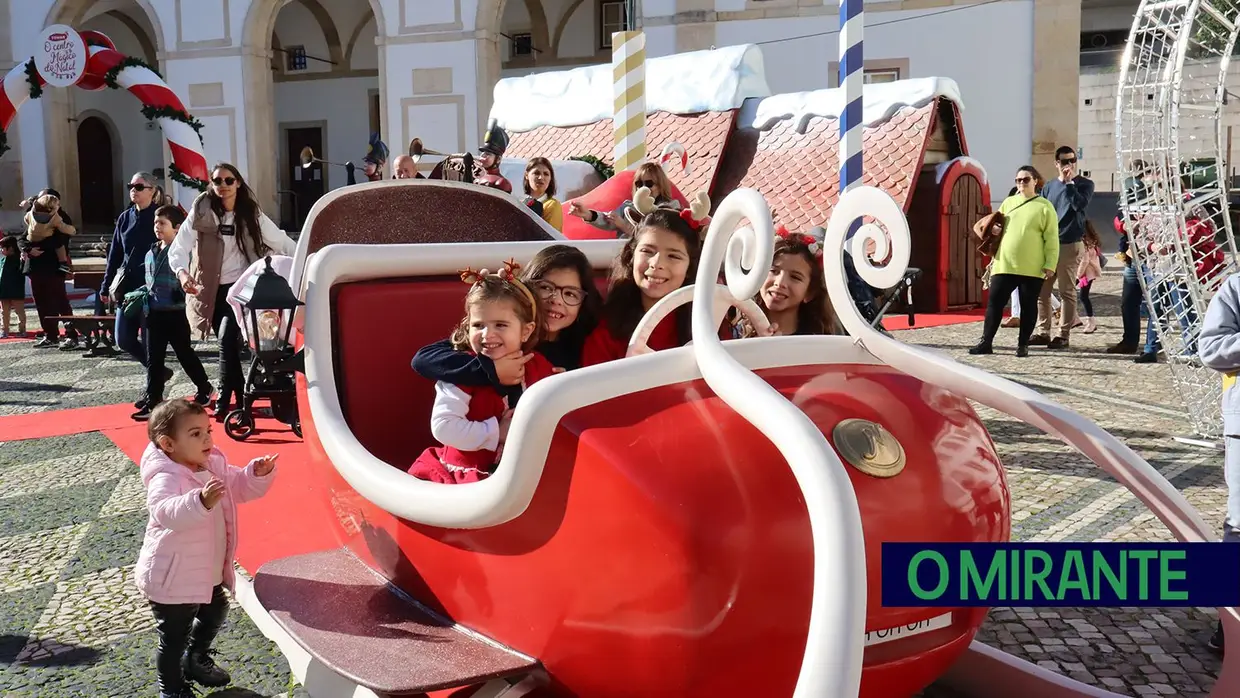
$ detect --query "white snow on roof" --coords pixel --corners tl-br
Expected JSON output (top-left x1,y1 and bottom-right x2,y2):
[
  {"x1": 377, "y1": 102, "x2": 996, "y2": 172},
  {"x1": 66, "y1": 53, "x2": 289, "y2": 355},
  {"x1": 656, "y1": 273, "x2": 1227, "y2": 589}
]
[
  {"x1": 746, "y1": 77, "x2": 964, "y2": 133},
  {"x1": 935, "y1": 156, "x2": 988, "y2": 187},
  {"x1": 490, "y1": 44, "x2": 771, "y2": 133}
]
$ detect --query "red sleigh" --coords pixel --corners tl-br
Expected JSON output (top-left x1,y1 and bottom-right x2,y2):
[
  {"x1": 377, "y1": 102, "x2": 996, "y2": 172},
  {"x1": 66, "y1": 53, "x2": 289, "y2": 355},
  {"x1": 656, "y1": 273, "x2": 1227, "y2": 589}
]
[{"x1": 229, "y1": 178, "x2": 1239, "y2": 697}]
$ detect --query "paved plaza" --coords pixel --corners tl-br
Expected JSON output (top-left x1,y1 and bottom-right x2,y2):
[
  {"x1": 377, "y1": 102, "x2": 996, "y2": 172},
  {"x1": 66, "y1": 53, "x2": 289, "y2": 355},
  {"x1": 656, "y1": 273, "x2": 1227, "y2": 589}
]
[{"x1": 0, "y1": 272, "x2": 1227, "y2": 696}]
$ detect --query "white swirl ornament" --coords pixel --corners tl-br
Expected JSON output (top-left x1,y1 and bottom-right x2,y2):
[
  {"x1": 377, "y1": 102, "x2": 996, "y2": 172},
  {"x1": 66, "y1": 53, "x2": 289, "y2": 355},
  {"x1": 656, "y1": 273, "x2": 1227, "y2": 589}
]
[
  {"x1": 822, "y1": 185, "x2": 1214, "y2": 542},
  {"x1": 689, "y1": 187, "x2": 866, "y2": 698}
]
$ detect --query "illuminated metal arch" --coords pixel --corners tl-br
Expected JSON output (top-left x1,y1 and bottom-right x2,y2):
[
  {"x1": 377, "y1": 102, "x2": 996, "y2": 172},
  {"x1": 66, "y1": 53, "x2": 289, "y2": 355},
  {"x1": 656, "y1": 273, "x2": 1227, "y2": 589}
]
[{"x1": 1117, "y1": 0, "x2": 1240, "y2": 438}]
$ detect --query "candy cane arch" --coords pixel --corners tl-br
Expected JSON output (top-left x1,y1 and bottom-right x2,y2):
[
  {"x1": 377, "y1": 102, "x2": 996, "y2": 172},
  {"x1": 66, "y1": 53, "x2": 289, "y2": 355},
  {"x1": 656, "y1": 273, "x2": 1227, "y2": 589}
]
[{"x1": 0, "y1": 27, "x2": 208, "y2": 208}]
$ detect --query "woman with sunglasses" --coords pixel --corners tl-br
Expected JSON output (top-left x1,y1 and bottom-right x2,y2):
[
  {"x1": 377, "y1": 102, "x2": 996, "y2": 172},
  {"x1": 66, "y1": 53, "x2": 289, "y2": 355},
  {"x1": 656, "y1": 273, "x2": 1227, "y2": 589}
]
[
  {"x1": 970, "y1": 166, "x2": 1059, "y2": 357},
  {"x1": 167, "y1": 164, "x2": 297, "y2": 420},
  {"x1": 567, "y1": 161, "x2": 677, "y2": 238},
  {"x1": 412, "y1": 245, "x2": 602, "y2": 394},
  {"x1": 100, "y1": 172, "x2": 167, "y2": 365}
]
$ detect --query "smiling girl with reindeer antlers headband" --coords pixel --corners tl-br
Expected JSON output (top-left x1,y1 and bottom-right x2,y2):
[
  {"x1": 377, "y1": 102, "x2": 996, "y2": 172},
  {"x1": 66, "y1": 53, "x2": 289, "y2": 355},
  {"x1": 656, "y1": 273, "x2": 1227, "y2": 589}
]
[
  {"x1": 581, "y1": 182, "x2": 713, "y2": 366},
  {"x1": 408, "y1": 260, "x2": 558, "y2": 484},
  {"x1": 567, "y1": 143, "x2": 690, "y2": 238}
]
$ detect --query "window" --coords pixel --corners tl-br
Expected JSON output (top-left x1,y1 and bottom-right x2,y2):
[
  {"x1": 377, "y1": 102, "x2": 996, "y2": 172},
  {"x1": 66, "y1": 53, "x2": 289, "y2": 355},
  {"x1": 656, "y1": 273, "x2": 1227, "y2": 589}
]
[
  {"x1": 286, "y1": 45, "x2": 307, "y2": 71},
  {"x1": 600, "y1": 1, "x2": 629, "y2": 49},
  {"x1": 864, "y1": 68, "x2": 900, "y2": 84},
  {"x1": 512, "y1": 32, "x2": 533, "y2": 58}
]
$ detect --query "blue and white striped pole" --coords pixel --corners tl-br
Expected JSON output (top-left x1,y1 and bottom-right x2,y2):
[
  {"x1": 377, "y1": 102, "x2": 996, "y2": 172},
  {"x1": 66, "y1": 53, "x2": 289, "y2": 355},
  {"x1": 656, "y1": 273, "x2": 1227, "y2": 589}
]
[{"x1": 839, "y1": 0, "x2": 863, "y2": 238}]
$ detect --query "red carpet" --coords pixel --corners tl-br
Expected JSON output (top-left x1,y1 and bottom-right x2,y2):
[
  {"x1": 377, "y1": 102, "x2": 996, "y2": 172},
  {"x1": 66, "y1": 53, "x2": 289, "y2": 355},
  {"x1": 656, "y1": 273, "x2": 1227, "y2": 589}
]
[
  {"x1": 882, "y1": 308, "x2": 986, "y2": 331},
  {"x1": 0, "y1": 332, "x2": 35, "y2": 343},
  {"x1": 0, "y1": 403, "x2": 141, "y2": 441}
]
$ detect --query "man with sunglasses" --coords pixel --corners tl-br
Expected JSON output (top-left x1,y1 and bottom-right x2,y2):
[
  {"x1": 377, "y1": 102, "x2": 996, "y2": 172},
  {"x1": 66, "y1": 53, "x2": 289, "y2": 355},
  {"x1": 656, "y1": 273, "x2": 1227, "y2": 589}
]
[{"x1": 1032, "y1": 146, "x2": 1095, "y2": 349}]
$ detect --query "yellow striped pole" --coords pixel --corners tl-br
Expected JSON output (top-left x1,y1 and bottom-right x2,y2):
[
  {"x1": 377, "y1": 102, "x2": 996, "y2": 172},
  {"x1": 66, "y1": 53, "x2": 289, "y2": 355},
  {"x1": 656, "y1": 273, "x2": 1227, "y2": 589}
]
[{"x1": 612, "y1": 29, "x2": 647, "y2": 172}]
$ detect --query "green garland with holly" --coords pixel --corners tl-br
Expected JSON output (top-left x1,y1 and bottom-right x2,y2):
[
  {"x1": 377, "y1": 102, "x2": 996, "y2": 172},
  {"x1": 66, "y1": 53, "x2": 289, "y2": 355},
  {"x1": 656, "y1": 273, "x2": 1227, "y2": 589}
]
[
  {"x1": 9, "y1": 54, "x2": 207, "y2": 190},
  {"x1": 571, "y1": 154, "x2": 615, "y2": 182}
]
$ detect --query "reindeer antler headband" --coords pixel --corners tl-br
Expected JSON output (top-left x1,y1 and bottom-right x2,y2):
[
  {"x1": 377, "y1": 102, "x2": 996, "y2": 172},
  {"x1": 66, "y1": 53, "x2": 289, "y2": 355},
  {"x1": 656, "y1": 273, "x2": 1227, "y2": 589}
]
[
  {"x1": 624, "y1": 186, "x2": 712, "y2": 233},
  {"x1": 459, "y1": 259, "x2": 539, "y2": 310},
  {"x1": 776, "y1": 225, "x2": 824, "y2": 259}
]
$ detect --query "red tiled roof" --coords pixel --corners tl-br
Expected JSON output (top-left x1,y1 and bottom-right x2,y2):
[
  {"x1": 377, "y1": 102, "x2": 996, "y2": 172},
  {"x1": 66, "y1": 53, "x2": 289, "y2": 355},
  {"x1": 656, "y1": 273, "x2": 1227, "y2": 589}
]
[
  {"x1": 505, "y1": 110, "x2": 737, "y2": 196},
  {"x1": 711, "y1": 102, "x2": 939, "y2": 233}
]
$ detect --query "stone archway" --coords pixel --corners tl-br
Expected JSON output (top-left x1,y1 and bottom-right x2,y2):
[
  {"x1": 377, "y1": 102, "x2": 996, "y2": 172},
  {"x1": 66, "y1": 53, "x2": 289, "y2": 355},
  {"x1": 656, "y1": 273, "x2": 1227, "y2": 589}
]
[
  {"x1": 41, "y1": 0, "x2": 166, "y2": 221},
  {"x1": 242, "y1": 0, "x2": 387, "y2": 213}
]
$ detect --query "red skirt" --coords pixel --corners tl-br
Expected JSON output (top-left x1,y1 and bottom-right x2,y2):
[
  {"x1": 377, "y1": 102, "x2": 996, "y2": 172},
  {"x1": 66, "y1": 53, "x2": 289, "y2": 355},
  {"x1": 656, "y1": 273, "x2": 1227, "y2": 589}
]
[{"x1": 408, "y1": 447, "x2": 490, "y2": 484}]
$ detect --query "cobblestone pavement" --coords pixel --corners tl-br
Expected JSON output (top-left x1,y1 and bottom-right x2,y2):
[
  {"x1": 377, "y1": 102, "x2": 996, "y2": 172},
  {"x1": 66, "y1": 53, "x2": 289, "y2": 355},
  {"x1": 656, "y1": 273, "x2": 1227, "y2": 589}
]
[{"x1": 0, "y1": 275, "x2": 1227, "y2": 696}]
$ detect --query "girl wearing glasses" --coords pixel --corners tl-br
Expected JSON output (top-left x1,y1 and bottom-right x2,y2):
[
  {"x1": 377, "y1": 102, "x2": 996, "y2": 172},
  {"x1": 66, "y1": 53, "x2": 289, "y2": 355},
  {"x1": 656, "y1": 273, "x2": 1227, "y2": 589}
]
[
  {"x1": 168, "y1": 164, "x2": 297, "y2": 421},
  {"x1": 969, "y1": 166, "x2": 1059, "y2": 357},
  {"x1": 100, "y1": 172, "x2": 167, "y2": 360},
  {"x1": 567, "y1": 161, "x2": 678, "y2": 237},
  {"x1": 412, "y1": 245, "x2": 603, "y2": 393}
]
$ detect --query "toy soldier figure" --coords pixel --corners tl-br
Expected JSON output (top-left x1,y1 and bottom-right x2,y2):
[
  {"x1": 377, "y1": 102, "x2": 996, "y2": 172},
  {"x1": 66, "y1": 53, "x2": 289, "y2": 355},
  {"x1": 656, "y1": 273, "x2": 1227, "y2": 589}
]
[
  {"x1": 475, "y1": 120, "x2": 512, "y2": 194},
  {"x1": 362, "y1": 133, "x2": 389, "y2": 182}
]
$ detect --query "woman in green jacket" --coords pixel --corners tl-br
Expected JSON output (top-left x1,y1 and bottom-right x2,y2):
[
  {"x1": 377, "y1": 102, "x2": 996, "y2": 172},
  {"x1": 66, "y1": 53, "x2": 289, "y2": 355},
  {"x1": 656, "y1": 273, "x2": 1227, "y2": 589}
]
[{"x1": 971, "y1": 166, "x2": 1060, "y2": 357}]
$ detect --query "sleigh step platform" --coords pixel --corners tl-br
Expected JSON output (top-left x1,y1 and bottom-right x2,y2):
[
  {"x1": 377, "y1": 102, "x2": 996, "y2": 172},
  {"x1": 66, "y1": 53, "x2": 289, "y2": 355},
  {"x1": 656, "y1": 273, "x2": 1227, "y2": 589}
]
[{"x1": 253, "y1": 547, "x2": 541, "y2": 695}]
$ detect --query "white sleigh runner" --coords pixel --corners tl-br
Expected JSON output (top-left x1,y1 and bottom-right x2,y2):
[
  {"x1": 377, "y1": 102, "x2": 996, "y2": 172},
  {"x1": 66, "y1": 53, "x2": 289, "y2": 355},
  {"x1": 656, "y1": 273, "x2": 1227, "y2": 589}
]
[{"x1": 688, "y1": 185, "x2": 1240, "y2": 697}]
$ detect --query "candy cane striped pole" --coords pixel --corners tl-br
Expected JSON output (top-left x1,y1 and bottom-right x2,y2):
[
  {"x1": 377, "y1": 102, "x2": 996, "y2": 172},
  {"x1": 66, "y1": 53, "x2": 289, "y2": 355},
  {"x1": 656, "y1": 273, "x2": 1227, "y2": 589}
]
[
  {"x1": 839, "y1": 0, "x2": 863, "y2": 238},
  {"x1": 85, "y1": 49, "x2": 209, "y2": 207},
  {"x1": 612, "y1": 30, "x2": 647, "y2": 172}
]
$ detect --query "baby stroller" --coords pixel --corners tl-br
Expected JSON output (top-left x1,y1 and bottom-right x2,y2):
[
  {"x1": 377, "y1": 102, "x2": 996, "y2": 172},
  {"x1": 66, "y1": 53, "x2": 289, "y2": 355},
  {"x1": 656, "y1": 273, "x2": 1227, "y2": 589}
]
[{"x1": 223, "y1": 256, "x2": 303, "y2": 440}]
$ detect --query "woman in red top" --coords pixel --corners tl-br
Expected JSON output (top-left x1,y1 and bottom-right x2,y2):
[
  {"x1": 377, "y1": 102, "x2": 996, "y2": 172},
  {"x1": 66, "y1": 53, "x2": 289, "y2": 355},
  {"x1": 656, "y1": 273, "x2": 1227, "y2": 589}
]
[
  {"x1": 581, "y1": 206, "x2": 704, "y2": 365},
  {"x1": 409, "y1": 261, "x2": 555, "y2": 483}
]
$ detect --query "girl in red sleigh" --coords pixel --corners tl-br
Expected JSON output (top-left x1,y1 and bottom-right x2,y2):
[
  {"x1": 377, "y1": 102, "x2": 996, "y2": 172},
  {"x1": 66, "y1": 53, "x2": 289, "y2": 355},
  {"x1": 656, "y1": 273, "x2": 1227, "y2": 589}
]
[{"x1": 409, "y1": 261, "x2": 555, "y2": 484}]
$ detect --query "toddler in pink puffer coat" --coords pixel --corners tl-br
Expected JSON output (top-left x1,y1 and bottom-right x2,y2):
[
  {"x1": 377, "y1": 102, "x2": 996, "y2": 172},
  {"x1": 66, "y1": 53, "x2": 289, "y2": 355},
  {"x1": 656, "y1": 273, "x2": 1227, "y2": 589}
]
[{"x1": 134, "y1": 398, "x2": 278, "y2": 698}]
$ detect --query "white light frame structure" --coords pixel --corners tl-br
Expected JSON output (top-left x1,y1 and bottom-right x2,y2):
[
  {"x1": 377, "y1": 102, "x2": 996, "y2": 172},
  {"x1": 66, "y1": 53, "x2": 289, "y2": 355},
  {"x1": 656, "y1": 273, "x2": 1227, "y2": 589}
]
[{"x1": 1116, "y1": 0, "x2": 1240, "y2": 437}]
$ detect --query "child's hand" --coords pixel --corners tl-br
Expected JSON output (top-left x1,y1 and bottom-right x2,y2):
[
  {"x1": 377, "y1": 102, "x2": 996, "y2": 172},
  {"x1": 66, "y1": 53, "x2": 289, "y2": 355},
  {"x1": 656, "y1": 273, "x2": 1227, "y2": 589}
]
[
  {"x1": 759, "y1": 322, "x2": 780, "y2": 337},
  {"x1": 178, "y1": 271, "x2": 200, "y2": 295},
  {"x1": 253, "y1": 454, "x2": 279, "y2": 476},
  {"x1": 568, "y1": 200, "x2": 588, "y2": 218},
  {"x1": 494, "y1": 351, "x2": 533, "y2": 386},
  {"x1": 200, "y1": 478, "x2": 225, "y2": 509},
  {"x1": 498, "y1": 408, "x2": 515, "y2": 444}
]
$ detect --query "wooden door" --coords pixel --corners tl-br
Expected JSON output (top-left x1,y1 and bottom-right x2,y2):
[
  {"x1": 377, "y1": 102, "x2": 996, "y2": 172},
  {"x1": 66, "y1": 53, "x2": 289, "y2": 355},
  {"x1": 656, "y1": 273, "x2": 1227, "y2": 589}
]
[
  {"x1": 77, "y1": 117, "x2": 116, "y2": 228},
  {"x1": 946, "y1": 174, "x2": 986, "y2": 308},
  {"x1": 286, "y1": 127, "x2": 325, "y2": 230}
]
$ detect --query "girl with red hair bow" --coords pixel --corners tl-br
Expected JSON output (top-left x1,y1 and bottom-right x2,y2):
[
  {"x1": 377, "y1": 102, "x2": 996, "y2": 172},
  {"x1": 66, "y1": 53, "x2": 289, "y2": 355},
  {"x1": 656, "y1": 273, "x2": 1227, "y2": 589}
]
[{"x1": 408, "y1": 260, "x2": 556, "y2": 484}]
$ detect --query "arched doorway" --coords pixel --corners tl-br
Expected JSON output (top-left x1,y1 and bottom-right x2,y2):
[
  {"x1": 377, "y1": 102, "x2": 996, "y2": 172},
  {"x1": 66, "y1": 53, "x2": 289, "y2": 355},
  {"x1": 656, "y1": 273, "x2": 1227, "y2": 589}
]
[
  {"x1": 242, "y1": 0, "x2": 386, "y2": 212},
  {"x1": 77, "y1": 116, "x2": 117, "y2": 228}
]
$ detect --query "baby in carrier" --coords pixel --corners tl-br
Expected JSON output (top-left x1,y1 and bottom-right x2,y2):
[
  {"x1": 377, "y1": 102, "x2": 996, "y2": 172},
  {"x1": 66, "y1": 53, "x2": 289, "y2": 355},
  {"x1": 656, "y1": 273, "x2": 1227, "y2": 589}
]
[{"x1": 23, "y1": 193, "x2": 76, "y2": 275}]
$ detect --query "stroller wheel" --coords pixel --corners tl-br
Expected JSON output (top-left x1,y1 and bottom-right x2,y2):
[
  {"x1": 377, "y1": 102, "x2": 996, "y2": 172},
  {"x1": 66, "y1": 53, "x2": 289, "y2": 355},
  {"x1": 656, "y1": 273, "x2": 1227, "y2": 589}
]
[
  {"x1": 224, "y1": 410, "x2": 255, "y2": 441},
  {"x1": 291, "y1": 421, "x2": 303, "y2": 439}
]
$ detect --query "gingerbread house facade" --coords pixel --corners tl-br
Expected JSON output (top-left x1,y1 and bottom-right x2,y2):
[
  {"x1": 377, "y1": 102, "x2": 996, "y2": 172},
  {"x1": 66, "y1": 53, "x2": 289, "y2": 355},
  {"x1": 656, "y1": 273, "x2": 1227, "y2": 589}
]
[{"x1": 496, "y1": 45, "x2": 991, "y2": 312}]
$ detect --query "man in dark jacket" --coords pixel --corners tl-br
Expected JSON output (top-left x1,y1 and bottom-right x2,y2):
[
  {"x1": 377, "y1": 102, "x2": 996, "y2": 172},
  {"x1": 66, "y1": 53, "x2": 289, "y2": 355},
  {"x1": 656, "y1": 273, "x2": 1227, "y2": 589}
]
[
  {"x1": 1032, "y1": 145, "x2": 1094, "y2": 349},
  {"x1": 19, "y1": 188, "x2": 80, "y2": 349}
]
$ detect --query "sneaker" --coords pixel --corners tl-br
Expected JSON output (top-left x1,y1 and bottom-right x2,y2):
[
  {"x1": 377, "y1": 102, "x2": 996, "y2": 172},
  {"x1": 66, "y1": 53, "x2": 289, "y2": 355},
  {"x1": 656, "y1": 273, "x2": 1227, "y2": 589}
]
[
  {"x1": 159, "y1": 688, "x2": 197, "y2": 698},
  {"x1": 1082, "y1": 317, "x2": 1097, "y2": 334},
  {"x1": 193, "y1": 386, "x2": 213, "y2": 406},
  {"x1": 1048, "y1": 337, "x2": 1069, "y2": 350},
  {"x1": 968, "y1": 344, "x2": 994, "y2": 355},
  {"x1": 183, "y1": 649, "x2": 230, "y2": 687},
  {"x1": 131, "y1": 406, "x2": 153, "y2": 422},
  {"x1": 0, "y1": 330, "x2": 7, "y2": 339},
  {"x1": 1135, "y1": 352, "x2": 1158, "y2": 364},
  {"x1": 57, "y1": 262, "x2": 72, "y2": 275},
  {"x1": 134, "y1": 396, "x2": 149, "y2": 410},
  {"x1": 57, "y1": 337, "x2": 79, "y2": 351},
  {"x1": 1208, "y1": 623, "x2": 1225, "y2": 656},
  {"x1": 1015, "y1": 345, "x2": 1029, "y2": 358},
  {"x1": 1106, "y1": 342, "x2": 1139, "y2": 355},
  {"x1": 1027, "y1": 334, "x2": 1051, "y2": 346},
  {"x1": 32, "y1": 337, "x2": 57, "y2": 348}
]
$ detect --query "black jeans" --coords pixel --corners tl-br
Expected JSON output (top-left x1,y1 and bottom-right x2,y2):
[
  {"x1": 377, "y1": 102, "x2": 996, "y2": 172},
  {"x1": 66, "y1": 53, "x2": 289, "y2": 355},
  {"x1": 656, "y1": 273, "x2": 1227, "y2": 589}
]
[
  {"x1": 981, "y1": 273, "x2": 1044, "y2": 348},
  {"x1": 212, "y1": 284, "x2": 244, "y2": 408},
  {"x1": 1079, "y1": 280, "x2": 1094, "y2": 317},
  {"x1": 147, "y1": 309, "x2": 212, "y2": 404},
  {"x1": 149, "y1": 584, "x2": 228, "y2": 693},
  {"x1": 27, "y1": 271, "x2": 77, "y2": 339}
]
